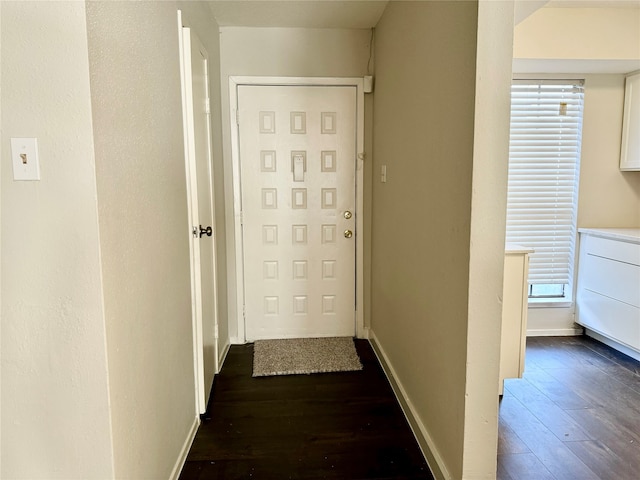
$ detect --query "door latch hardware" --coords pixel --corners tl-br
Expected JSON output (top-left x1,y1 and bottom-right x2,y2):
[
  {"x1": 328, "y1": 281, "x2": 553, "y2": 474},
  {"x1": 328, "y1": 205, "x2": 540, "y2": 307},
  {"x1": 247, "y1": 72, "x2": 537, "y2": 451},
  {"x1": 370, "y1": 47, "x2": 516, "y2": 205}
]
[{"x1": 198, "y1": 225, "x2": 213, "y2": 238}]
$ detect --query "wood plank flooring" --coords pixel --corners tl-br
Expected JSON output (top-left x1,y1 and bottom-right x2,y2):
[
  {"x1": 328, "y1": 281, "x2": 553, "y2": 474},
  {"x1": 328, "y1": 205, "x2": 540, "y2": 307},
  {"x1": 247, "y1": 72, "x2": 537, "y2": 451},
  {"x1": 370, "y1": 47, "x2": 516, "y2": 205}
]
[
  {"x1": 179, "y1": 339, "x2": 433, "y2": 480},
  {"x1": 498, "y1": 336, "x2": 640, "y2": 480}
]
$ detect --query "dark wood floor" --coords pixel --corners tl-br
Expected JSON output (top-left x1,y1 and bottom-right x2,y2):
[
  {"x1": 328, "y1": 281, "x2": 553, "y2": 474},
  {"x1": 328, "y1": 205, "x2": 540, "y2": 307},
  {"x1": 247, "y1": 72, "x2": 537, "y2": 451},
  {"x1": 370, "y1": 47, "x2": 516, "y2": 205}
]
[
  {"x1": 498, "y1": 335, "x2": 640, "y2": 480},
  {"x1": 179, "y1": 339, "x2": 433, "y2": 480}
]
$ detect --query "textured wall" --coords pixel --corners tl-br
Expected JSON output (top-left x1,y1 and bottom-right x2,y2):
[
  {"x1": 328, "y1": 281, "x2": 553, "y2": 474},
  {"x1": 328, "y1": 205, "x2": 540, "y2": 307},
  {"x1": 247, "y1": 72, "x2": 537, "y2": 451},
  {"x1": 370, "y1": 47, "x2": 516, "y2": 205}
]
[
  {"x1": 371, "y1": 2, "x2": 478, "y2": 477},
  {"x1": 86, "y1": 2, "x2": 196, "y2": 477},
  {"x1": 0, "y1": 2, "x2": 114, "y2": 477}
]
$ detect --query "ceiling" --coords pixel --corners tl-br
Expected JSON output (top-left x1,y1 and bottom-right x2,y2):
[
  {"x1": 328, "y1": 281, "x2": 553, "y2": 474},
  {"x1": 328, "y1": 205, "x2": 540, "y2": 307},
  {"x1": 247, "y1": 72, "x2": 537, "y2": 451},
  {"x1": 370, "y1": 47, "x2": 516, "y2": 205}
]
[
  {"x1": 207, "y1": 0, "x2": 639, "y2": 29},
  {"x1": 208, "y1": 1, "x2": 389, "y2": 28}
]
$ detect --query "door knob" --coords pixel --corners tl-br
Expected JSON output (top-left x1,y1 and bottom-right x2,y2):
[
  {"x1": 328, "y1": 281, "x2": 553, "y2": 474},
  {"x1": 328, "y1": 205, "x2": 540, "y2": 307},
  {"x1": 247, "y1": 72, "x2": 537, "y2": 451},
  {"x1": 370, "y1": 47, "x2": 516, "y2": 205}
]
[
  {"x1": 344, "y1": 229, "x2": 353, "y2": 239},
  {"x1": 196, "y1": 225, "x2": 212, "y2": 238},
  {"x1": 343, "y1": 210, "x2": 352, "y2": 220}
]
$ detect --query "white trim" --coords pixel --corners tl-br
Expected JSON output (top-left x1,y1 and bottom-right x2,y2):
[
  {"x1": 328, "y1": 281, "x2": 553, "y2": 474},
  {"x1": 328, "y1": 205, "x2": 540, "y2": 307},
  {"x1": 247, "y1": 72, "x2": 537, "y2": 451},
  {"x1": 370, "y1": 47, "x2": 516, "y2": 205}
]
[
  {"x1": 368, "y1": 331, "x2": 449, "y2": 480},
  {"x1": 584, "y1": 329, "x2": 640, "y2": 362},
  {"x1": 218, "y1": 340, "x2": 231, "y2": 370},
  {"x1": 169, "y1": 415, "x2": 200, "y2": 480},
  {"x1": 228, "y1": 76, "x2": 366, "y2": 343},
  {"x1": 527, "y1": 327, "x2": 584, "y2": 337}
]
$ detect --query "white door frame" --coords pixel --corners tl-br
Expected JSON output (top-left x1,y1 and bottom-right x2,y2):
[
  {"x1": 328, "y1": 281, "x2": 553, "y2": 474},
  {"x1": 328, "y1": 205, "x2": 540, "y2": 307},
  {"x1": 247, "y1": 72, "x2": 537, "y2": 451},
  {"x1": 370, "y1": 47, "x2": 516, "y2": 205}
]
[{"x1": 228, "y1": 76, "x2": 366, "y2": 343}]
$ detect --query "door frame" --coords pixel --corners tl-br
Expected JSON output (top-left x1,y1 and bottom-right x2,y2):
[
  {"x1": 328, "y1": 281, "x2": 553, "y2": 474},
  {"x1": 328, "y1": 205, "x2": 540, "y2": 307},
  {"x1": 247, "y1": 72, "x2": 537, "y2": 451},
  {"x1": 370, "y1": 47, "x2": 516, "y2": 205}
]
[
  {"x1": 228, "y1": 76, "x2": 366, "y2": 343},
  {"x1": 178, "y1": 11, "x2": 219, "y2": 415}
]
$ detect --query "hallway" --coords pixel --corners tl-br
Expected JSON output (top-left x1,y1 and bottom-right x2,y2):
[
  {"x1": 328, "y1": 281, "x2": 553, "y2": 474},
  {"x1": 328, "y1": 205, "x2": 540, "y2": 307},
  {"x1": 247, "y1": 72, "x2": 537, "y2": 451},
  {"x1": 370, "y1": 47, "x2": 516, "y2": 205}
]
[{"x1": 180, "y1": 340, "x2": 432, "y2": 479}]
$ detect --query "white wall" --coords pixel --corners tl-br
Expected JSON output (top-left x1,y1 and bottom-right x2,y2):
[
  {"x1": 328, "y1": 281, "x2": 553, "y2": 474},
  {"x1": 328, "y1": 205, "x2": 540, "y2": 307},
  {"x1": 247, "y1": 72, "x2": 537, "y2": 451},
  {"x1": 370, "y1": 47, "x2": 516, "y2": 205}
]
[
  {"x1": 371, "y1": 1, "x2": 512, "y2": 477},
  {"x1": 218, "y1": 27, "x2": 373, "y2": 341},
  {"x1": 1, "y1": 2, "x2": 114, "y2": 477},
  {"x1": 86, "y1": 2, "x2": 197, "y2": 477}
]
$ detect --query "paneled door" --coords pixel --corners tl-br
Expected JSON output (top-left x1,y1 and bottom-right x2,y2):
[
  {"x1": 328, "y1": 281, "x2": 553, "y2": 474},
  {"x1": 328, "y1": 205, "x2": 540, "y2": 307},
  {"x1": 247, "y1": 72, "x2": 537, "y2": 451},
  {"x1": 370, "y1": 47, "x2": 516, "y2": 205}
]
[{"x1": 237, "y1": 85, "x2": 357, "y2": 340}]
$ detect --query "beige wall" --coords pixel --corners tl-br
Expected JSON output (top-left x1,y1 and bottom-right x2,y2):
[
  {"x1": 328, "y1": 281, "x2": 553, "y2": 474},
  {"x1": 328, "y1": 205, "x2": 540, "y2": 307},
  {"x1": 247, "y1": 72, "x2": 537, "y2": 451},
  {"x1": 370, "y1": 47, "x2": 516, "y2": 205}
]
[
  {"x1": 86, "y1": 1, "x2": 198, "y2": 477},
  {"x1": 579, "y1": 74, "x2": 640, "y2": 228},
  {"x1": 1, "y1": 2, "x2": 114, "y2": 477},
  {"x1": 514, "y1": 7, "x2": 640, "y2": 61},
  {"x1": 218, "y1": 27, "x2": 373, "y2": 341},
  {"x1": 371, "y1": 1, "x2": 512, "y2": 477}
]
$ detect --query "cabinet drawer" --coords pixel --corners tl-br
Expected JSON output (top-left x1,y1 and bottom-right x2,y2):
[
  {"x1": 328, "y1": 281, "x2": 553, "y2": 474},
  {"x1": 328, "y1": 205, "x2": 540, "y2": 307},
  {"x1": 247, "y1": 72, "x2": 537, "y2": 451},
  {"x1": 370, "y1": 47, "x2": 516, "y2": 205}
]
[
  {"x1": 577, "y1": 289, "x2": 640, "y2": 351},
  {"x1": 580, "y1": 254, "x2": 640, "y2": 308},
  {"x1": 583, "y1": 235, "x2": 640, "y2": 266}
]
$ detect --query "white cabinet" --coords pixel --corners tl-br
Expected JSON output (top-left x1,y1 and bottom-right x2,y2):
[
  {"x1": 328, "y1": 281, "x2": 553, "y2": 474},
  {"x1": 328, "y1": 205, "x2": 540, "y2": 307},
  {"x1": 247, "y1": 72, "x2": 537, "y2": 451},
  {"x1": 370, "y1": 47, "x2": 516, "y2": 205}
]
[
  {"x1": 620, "y1": 72, "x2": 640, "y2": 171},
  {"x1": 576, "y1": 229, "x2": 640, "y2": 360},
  {"x1": 500, "y1": 245, "x2": 533, "y2": 395}
]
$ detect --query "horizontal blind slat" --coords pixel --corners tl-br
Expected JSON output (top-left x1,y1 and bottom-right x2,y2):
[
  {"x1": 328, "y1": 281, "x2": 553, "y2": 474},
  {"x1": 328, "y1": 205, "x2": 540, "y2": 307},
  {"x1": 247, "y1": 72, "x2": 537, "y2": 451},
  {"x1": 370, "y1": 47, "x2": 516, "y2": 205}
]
[{"x1": 506, "y1": 82, "x2": 583, "y2": 286}]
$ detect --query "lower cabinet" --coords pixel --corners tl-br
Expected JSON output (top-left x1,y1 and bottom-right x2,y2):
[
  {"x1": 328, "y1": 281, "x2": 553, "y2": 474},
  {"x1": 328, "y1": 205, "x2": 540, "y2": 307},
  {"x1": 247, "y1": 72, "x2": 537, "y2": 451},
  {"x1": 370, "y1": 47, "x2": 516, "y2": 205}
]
[
  {"x1": 576, "y1": 229, "x2": 640, "y2": 359},
  {"x1": 500, "y1": 245, "x2": 533, "y2": 395}
]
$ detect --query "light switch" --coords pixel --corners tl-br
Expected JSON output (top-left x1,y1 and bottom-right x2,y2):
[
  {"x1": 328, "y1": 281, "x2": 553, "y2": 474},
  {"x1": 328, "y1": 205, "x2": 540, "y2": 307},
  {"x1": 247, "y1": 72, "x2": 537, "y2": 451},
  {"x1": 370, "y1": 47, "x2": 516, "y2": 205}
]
[{"x1": 11, "y1": 137, "x2": 40, "y2": 181}]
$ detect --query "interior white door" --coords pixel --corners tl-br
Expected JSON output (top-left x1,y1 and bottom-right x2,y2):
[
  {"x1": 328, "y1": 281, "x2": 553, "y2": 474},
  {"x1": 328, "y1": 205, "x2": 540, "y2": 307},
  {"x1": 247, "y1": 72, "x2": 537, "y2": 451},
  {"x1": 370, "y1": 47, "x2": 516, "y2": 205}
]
[
  {"x1": 181, "y1": 26, "x2": 218, "y2": 413},
  {"x1": 237, "y1": 85, "x2": 357, "y2": 340}
]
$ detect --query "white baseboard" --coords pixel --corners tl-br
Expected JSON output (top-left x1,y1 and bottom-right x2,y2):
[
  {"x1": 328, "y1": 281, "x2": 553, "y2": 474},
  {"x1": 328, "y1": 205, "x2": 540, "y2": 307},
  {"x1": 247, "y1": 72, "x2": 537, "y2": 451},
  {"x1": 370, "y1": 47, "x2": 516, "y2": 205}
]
[
  {"x1": 170, "y1": 415, "x2": 200, "y2": 480},
  {"x1": 584, "y1": 329, "x2": 640, "y2": 362},
  {"x1": 358, "y1": 326, "x2": 370, "y2": 340},
  {"x1": 527, "y1": 327, "x2": 583, "y2": 337},
  {"x1": 218, "y1": 341, "x2": 231, "y2": 372},
  {"x1": 368, "y1": 331, "x2": 450, "y2": 480}
]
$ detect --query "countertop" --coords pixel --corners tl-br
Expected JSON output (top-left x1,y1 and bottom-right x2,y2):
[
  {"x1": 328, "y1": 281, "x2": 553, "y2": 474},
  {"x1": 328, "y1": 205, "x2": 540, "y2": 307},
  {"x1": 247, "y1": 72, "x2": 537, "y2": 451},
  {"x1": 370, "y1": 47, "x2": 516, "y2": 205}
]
[
  {"x1": 505, "y1": 243, "x2": 535, "y2": 254},
  {"x1": 578, "y1": 228, "x2": 640, "y2": 244}
]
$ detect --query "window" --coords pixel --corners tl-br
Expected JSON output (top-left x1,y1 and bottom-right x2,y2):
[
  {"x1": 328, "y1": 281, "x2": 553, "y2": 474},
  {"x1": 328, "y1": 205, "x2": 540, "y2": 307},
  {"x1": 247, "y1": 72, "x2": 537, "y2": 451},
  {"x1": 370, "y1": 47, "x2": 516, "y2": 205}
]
[{"x1": 506, "y1": 80, "x2": 585, "y2": 301}]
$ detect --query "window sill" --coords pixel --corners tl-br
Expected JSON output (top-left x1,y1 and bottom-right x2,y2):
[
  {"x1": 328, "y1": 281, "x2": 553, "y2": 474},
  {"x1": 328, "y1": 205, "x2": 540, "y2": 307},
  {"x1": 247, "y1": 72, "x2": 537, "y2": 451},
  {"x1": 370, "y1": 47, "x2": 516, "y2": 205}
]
[{"x1": 528, "y1": 297, "x2": 573, "y2": 309}]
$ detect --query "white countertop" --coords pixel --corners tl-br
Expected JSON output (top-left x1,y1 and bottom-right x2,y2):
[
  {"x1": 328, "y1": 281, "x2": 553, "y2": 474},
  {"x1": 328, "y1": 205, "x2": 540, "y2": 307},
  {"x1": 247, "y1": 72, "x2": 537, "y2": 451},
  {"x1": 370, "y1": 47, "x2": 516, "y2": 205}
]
[
  {"x1": 505, "y1": 243, "x2": 534, "y2": 254},
  {"x1": 579, "y1": 228, "x2": 640, "y2": 244}
]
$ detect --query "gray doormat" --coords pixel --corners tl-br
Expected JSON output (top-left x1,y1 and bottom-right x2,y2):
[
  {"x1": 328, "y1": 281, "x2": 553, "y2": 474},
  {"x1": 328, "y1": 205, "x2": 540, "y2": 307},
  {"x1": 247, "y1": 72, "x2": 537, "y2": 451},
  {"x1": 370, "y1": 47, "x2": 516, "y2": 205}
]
[{"x1": 252, "y1": 337, "x2": 363, "y2": 377}]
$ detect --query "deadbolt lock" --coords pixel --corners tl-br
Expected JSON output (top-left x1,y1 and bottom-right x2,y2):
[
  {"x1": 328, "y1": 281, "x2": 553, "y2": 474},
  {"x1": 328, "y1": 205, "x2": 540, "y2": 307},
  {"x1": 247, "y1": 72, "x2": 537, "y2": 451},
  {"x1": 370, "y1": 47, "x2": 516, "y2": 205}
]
[
  {"x1": 344, "y1": 229, "x2": 353, "y2": 239},
  {"x1": 343, "y1": 210, "x2": 352, "y2": 220}
]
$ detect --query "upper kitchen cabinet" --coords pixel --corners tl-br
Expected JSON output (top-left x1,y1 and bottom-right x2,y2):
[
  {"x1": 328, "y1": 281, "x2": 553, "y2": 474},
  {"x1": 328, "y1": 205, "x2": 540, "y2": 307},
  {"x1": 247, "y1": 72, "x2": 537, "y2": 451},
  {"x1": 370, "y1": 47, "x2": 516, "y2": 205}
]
[{"x1": 620, "y1": 72, "x2": 640, "y2": 171}]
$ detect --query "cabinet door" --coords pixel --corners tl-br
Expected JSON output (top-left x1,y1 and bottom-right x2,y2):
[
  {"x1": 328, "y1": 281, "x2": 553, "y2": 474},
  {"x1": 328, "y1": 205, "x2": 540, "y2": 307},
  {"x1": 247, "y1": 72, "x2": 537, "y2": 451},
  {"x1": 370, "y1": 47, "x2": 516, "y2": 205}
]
[{"x1": 620, "y1": 72, "x2": 640, "y2": 171}]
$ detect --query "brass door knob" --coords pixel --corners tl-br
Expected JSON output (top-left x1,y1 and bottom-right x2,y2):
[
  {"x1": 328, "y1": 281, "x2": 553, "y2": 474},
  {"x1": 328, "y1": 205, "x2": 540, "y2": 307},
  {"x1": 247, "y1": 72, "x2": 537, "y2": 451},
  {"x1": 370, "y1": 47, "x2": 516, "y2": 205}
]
[{"x1": 344, "y1": 229, "x2": 353, "y2": 239}]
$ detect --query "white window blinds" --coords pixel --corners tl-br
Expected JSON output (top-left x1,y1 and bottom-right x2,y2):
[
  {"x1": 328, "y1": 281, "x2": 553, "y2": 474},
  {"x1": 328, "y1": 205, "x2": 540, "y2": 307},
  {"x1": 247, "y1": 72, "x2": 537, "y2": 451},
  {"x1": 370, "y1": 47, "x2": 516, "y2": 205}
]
[{"x1": 506, "y1": 81, "x2": 584, "y2": 286}]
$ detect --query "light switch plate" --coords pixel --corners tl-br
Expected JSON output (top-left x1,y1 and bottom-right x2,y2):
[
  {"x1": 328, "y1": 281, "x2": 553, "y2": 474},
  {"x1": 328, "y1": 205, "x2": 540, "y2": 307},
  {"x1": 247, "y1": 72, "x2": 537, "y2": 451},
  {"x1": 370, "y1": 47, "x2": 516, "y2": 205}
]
[{"x1": 11, "y1": 137, "x2": 40, "y2": 181}]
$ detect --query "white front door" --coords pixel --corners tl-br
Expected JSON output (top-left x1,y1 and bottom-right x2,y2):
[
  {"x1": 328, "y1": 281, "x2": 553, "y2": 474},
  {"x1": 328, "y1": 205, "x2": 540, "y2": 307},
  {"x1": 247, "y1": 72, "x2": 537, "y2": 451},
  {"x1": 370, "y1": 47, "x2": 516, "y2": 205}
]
[
  {"x1": 180, "y1": 23, "x2": 218, "y2": 413},
  {"x1": 237, "y1": 85, "x2": 357, "y2": 341}
]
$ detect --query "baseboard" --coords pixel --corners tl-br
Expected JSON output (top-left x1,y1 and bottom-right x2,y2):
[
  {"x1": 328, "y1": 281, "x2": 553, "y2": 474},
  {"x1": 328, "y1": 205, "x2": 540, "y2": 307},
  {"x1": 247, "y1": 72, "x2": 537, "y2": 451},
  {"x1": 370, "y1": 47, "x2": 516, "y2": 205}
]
[
  {"x1": 218, "y1": 341, "x2": 231, "y2": 372},
  {"x1": 527, "y1": 327, "x2": 583, "y2": 337},
  {"x1": 368, "y1": 331, "x2": 450, "y2": 480},
  {"x1": 169, "y1": 415, "x2": 200, "y2": 480},
  {"x1": 584, "y1": 329, "x2": 640, "y2": 362},
  {"x1": 358, "y1": 326, "x2": 370, "y2": 340}
]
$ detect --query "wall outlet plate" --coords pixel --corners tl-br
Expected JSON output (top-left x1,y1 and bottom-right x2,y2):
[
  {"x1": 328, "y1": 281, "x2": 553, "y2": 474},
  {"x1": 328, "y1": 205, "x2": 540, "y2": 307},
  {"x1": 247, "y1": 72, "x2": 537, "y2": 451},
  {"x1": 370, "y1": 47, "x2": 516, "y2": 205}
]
[{"x1": 11, "y1": 138, "x2": 40, "y2": 181}]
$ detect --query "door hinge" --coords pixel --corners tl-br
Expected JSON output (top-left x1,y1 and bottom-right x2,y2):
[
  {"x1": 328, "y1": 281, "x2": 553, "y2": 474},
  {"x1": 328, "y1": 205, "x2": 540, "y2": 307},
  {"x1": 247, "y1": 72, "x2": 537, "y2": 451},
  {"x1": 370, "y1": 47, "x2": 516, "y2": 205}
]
[
  {"x1": 205, "y1": 98, "x2": 211, "y2": 115},
  {"x1": 214, "y1": 324, "x2": 219, "y2": 339}
]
